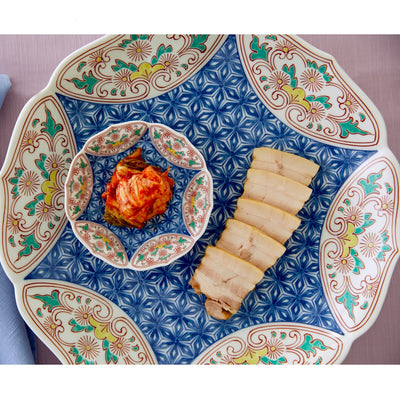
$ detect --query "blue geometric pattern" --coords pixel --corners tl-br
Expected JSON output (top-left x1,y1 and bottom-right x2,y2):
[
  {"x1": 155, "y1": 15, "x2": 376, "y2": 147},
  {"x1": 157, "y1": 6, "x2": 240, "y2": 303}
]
[
  {"x1": 82, "y1": 130, "x2": 198, "y2": 260},
  {"x1": 26, "y1": 35, "x2": 376, "y2": 364}
]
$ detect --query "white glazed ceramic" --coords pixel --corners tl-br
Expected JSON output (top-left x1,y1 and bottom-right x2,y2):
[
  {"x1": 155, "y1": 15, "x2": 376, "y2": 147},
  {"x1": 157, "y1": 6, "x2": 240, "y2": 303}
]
[{"x1": 0, "y1": 34, "x2": 398, "y2": 365}]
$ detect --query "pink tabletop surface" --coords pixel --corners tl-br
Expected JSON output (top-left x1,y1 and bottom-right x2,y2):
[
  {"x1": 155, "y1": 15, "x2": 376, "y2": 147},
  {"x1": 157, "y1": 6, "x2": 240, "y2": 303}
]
[{"x1": 0, "y1": 34, "x2": 399, "y2": 365}]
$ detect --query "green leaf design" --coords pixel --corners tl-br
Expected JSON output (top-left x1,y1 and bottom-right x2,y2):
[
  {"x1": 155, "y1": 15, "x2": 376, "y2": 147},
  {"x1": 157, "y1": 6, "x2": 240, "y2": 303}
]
[
  {"x1": 385, "y1": 183, "x2": 393, "y2": 194},
  {"x1": 71, "y1": 71, "x2": 99, "y2": 94},
  {"x1": 250, "y1": 35, "x2": 271, "y2": 61},
  {"x1": 80, "y1": 223, "x2": 89, "y2": 231},
  {"x1": 305, "y1": 95, "x2": 332, "y2": 109},
  {"x1": 32, "y1": 290, "x2": 61, "y2": 311},
  {"x1": 299, "y1": 334, "x2": 328, "y2": 356},
  {"x1": 307, "y1": 60, "x2": 332, "y2": 82},
  {"x1": 339, "y1": 117, "x2": 371, "y2": 138},
  {"x1": 25, "y1": 193, "x2": 45, "y2": 216},
  {"x1": 35, "y1": 154, "x2": 49, "y2": 180},
  {"x1": 41, "y1": 108, "x2": 63, "y2": 138},
  {"x1": 89, "y1": 145, "x2": 100, "y2": 153},
  {"x1": 153, "y1": 130, "x2": 161, "y2": 139},
  {"x1": 103, "y1": 339, "x2": 118, "y2": 364},
  {"x1": 282, "y1": 64, "x2": 297, "y2": 88},
  {"x1": 134, "y1": 127, "x2": 143, "y2": 136},
  {"x1": 9, "y1": 168, "x2": 23, "y2": 198},
  {"x1": 112, "y1": 59, "x2": 138, "y2": 72},
  {"x1": 354, "y1": 213, "x2": 374, "y2": 234},
  {"x1": 151, "y1": 44, "x2": 172, "y2": 65},
  {"x1": 337, "y1": 290, "x2": 358, "y2": 320},
  {"x1": 195, "y1": 176, "x2": 204, "y2": 185},
  {"x1": 378, "y1": 231, "x2": 391, "y2": 261},
  {"x1": 132, "y1": 34, "x2": 148, "y2": 42},
  {"x1": 382, "y1": 231, "x2": 389, "y2": 244},
  {"x1": 70, "y1": 319, "x2": 94, "y2": 333},
  {"x1": 17, "y1": 233, "x2": 41, "y2": 259},
  {"x1": 359, "y1": 171, "x2": 382, "y2": 195},
  {"x1": 350, "y1": 248, "x2": 365, "y2": 274},
  {"x1": 119, "y1": 39, "x2": 133, "y2": 48},
  {"x1": 70, "y1": 347, "x2": 94, "y2": 365},
  {"x1": 118, "y1": 35, "x2": 149, "y2": 48},
  {"x1": 260, "y1": 356, "x2": 287, "y2": 365},
  {"x1": 190, "y1": 35, "x2": 209, "y2": 52},
  {"x1": 8, "y1": 236, "x2": 16, "y2": 247},
  {"x1": 77, "y1": 62, "x2": 86, "y2": 72},
  {"x1": 71, "y1": 346, "x2": 80, "y2": 356},
  {"x1": 378, "y1": 246, "x2": 391, "y2": 261}
]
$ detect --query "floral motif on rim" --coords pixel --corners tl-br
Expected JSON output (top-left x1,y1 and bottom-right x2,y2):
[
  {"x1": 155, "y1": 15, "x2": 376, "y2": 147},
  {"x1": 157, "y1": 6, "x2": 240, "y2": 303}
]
[
  {"x1": 193, "y1": 323, "x2": 345, "y2": 365},
  {"x1": 149, "y1": 124, "x2": 206, "y2": 169},
  {"x1": 0, "y1": 95, "x2": 76, "y2": 276},
  {"x1": 83, "y1": 121, "x2": 148, "y2": 156},
  {"x1": 237, "y1": 35, "x2": 382, "y2": 148},
  {"x1": 65, "y1": 121, "x2": 213, "y2": 271},
  {"x1": 182, "y1": 170, "x2": 213, "y2": 237},
  {"x1": 65, "y1": 153, "x2": 93, "y2": 221},
  {"x1": 131, "y1": 233, "x2": 195, "y2": 270},
  {"x1": 55, "y1": 34, "x2": 227, "y2": 103},
  {"x1": 74, "y1": 221, "x2": 128, "y2": 267},
  {"x1": 320, "y1": 154, "x2": 399, "y2": 332},
  {"x1": 21, "y1": 280, "x2": 157, "y2": 364}
]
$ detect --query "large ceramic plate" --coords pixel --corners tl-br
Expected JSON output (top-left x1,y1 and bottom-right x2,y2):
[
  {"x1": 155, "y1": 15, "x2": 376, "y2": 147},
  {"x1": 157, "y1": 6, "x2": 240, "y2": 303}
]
[{"x1": 1, "y1": 34, "x2": 399, "y2": 365}]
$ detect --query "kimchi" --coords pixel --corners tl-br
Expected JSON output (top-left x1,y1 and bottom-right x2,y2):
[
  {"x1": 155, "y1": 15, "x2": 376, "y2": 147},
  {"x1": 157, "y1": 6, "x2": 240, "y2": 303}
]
[{"x1": 102, "y1": 148, "x2": 174, "y2": 228}]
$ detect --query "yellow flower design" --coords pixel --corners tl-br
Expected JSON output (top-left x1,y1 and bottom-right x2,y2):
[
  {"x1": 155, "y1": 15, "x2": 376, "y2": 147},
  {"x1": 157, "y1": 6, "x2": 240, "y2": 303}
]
[
  {"x1": 282, "y1": 85, "x2": 311, "y2": 111},
  {"x1": 130, "y1": 62, "x2": 165, "y2": 81},
  {"x1": 232, "y1": 347, "x2": 268, "y2": 365},
  {"x1": 339, "y1": 222, "x2": 358, "y2": 258},
  {"x1": 41, "y1": 169, "x2": 59, "y2": 205},
  {"x1": 89, "y1": 316, "x2": 118, "y2": 343}
]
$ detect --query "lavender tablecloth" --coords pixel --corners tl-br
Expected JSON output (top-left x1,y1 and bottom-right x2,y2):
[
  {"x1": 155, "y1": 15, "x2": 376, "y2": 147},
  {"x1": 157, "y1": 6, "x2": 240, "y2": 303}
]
[{"x1": 0, "y1": 74, "x2": 36, "y2": 364}]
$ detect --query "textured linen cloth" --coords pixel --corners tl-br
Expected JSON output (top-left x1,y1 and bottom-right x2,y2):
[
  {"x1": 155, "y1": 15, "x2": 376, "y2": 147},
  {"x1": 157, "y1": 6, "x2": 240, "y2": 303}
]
[
  {"x1": 0, "y1": 74, "x2": 36, "y2": 364},
  {"x1": 0, "y1": 74, "x2": 11, "y2": 108}
]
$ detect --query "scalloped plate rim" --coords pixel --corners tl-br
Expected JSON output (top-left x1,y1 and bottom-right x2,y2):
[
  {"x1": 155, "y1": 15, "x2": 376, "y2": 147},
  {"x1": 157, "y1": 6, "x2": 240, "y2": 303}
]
[
  {"x1": 319, "y1": 148, "x2": 400, "y2": 341},
  {"x1": 236, "y1": 34, "x2": 388, "y2": 150},
  {"x1": 0, "y1": 34, "x2": 398, "y2": 365},
  {"x1": 290, "y1": 34, "x2": 388, "y2": 151}
]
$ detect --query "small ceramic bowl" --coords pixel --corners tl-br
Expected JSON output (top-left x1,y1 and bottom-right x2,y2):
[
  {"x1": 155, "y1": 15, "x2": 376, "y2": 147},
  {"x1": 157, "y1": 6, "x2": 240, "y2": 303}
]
[{"x1": 65, "y1": 120, "x2": 213, "y2": 271}]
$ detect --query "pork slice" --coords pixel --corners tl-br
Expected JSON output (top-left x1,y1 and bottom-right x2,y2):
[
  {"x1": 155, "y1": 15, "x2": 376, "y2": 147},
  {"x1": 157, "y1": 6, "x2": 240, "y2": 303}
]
[
  {"x1": 204, "y1": 298, "x2": 233, "y2": 320},
  {"x1": 242, "y1": 168, "x2": 312, "y2": 215},
  {"x1": 234, "y1": 198, "x2": 301, "y2": 244},
  {"x1": 216, "y1": 219, "x2": 286, "y2": 272},
  {"x1": 203, "y1": 246, "x2": 264, "y2": 285},
  {"x1": 190, "y1": 269, "x2": 242, "y2": 315}
]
